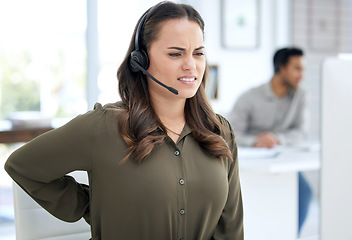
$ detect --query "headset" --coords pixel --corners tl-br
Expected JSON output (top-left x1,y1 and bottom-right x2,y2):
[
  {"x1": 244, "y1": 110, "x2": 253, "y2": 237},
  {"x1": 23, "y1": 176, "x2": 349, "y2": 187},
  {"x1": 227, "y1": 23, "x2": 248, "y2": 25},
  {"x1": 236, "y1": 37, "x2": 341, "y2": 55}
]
[
  {"x1": 128, "y1": 10, "x2": 179, "y2": 95},
  {"x1": 129, "y1": 11, "x2": 150, "y2": 73}
]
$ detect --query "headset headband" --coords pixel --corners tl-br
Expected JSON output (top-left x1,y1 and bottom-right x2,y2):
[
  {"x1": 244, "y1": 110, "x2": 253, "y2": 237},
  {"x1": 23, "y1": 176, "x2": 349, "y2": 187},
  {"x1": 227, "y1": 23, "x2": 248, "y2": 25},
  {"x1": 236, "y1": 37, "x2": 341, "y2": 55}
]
[{"x1": 134, "y1": 11, "x2": 149, "y2": 51}]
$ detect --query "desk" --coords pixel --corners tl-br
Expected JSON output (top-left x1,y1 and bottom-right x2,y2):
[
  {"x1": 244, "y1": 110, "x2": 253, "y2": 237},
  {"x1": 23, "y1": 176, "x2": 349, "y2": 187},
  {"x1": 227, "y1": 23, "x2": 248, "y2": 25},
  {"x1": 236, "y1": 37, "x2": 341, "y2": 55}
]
[
  {"x1": 0, "y1": 127, "x2": 53, "y2": 144},
  {"x1": 0, "y1": 118, "x2": 71, "y2": 144},
  {"x1": 238, "y1": 145, "x2": 320, "y2": 240}
]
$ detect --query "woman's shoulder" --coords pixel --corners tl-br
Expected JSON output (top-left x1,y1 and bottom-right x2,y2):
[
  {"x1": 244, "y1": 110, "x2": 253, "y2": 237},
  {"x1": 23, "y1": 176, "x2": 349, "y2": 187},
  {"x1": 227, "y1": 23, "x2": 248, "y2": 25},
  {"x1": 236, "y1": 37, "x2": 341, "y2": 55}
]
[
  {"x1": 215, "y1": 114, "x2": 232, "y2": 130},
  {"x1": 215, "y1": 113, "x2": 235, "y2": 140},
  {"x1": 65, "y1": 102, "x2": 126, "y2": 138},
  {"x1": 92, "y1": 101, "x2": 127, "y2": 112},
  {"x1": 102, "y1": 101, "x2": 127, "y2": 110},
  {"x1": 72, "y1": 101, "x2": 126, "y2": 128},
  {"x1": 86, "y1": 101, "x2": 127, "y2": 118}
]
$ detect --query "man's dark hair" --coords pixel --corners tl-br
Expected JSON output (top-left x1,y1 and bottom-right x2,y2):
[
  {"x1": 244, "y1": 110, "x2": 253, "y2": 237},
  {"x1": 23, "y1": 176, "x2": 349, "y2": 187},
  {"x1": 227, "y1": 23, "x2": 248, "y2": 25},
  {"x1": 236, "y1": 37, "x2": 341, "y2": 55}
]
[{"x1": 273, "y1": 47, "x2": 304, "y2": 73}]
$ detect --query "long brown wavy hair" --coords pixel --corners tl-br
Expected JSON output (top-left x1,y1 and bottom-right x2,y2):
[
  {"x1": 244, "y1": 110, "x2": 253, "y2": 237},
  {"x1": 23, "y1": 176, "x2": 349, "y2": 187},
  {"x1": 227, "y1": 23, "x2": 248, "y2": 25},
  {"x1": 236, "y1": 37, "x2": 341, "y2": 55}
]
[{"x1": 115, "y1": 1, "x2": 232, "y2": 163}]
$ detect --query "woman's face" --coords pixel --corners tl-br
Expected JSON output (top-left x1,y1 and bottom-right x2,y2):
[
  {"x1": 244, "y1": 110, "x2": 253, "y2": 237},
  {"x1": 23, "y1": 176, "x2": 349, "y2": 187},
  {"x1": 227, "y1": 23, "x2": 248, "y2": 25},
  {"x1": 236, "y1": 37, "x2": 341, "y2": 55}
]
[{"x1": 147, "y1": 18, "x2": 206, "y2": 100}]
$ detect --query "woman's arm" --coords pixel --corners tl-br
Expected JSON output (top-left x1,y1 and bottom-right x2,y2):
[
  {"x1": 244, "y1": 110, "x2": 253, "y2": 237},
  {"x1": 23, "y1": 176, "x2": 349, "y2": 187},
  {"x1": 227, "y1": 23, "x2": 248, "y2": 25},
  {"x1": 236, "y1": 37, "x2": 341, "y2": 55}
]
[{"x1": 4, "y1": 107, "x2": 99, "y2": 222}]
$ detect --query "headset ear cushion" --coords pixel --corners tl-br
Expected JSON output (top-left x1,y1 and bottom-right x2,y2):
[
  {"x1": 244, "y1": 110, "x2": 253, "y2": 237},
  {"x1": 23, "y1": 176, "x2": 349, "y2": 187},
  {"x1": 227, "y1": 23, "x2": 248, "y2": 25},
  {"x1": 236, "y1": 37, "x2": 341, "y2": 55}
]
[{"x1": 129, "y1": 49, "x2": 150, "y2": 72}]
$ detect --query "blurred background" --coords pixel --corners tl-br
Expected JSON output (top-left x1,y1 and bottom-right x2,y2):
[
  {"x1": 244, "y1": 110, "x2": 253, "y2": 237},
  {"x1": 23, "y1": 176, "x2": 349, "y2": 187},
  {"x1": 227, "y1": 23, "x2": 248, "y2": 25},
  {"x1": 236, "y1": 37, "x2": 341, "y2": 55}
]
[{"x1": 0, "y1": 0, "x2": 351, "y2": 239}]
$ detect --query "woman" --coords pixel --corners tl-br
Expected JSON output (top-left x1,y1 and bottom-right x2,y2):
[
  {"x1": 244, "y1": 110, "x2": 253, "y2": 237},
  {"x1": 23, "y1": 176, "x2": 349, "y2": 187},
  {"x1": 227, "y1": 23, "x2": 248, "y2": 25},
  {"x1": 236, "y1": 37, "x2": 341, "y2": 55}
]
[{"x1": 5, "y1": 1, "x2": 243, "y2": 239}]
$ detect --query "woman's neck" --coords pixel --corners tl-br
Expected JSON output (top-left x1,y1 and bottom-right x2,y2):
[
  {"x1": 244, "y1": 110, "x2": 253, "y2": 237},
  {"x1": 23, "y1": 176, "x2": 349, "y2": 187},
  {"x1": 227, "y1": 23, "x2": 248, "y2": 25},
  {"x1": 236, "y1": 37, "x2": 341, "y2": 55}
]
[
  {"x1": 153, "y1": 99, "x2": 185, "y2": 124},
  {"x1": 150, "y1": 94, "x2": 186, "y2": 141}
]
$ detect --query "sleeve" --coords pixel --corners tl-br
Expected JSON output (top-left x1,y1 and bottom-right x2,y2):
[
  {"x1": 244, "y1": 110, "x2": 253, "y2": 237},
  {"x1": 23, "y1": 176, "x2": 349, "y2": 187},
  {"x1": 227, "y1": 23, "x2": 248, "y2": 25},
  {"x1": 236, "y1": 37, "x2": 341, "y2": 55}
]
[
  {"x1": 228, "y1": 93, "x2": 257, "y2": 147},
  {"x1": 3, "y1": 104, "x2": 101, "y2": 222},
  {"x1": 274, "y1": 91, "x2": 309, "y2": 145},
  {"x1": 212, "y1": 116, "x2": 244, "y2": 240}
]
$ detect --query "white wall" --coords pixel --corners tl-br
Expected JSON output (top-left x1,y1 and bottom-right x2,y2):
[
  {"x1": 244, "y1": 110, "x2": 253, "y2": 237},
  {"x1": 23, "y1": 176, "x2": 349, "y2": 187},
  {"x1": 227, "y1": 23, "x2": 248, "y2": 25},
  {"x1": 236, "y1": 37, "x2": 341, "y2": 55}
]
[
  {"x1": 190, "y1": 0, "x2": 292, "y2": 116},
  {"x1": 320, "y1": 57, "x2": 352, "y2": 240},
  {"x1": 292, "y1": 0, "x2": 352, "y2": 140}
]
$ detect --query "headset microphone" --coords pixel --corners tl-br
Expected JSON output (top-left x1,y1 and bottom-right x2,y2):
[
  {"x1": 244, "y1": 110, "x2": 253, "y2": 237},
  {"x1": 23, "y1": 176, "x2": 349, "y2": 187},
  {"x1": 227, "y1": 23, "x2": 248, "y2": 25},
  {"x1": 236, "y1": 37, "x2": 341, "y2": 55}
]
[{"x1": 130, "y1": 58, "x2": 179, "y2": 95}]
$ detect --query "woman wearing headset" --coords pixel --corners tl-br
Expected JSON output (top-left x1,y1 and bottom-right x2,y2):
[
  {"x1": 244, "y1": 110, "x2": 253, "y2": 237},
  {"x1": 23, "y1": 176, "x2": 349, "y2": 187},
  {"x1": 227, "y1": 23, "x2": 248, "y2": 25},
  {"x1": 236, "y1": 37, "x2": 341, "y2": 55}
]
[{"x1": 5, "y1": 1, "x2": 243, "y2": 239}]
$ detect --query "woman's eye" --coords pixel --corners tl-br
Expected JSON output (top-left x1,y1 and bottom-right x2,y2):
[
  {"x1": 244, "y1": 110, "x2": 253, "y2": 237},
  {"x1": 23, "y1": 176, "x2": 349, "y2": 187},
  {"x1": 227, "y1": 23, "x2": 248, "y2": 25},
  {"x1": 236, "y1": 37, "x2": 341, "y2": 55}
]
[
  {"x1": 168, "y1": 53, "x2": 181, "y2": 57},
  {"x1": 194, "y1": 52, "x2": 205, "y2": 56}
]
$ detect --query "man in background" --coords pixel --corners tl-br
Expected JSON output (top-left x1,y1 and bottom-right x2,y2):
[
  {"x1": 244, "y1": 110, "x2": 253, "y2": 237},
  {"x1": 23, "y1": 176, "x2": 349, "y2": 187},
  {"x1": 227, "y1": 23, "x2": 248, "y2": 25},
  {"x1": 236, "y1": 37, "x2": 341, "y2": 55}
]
[{"x1": 229, "y1": 47, "x2": 312, "y2": 236}]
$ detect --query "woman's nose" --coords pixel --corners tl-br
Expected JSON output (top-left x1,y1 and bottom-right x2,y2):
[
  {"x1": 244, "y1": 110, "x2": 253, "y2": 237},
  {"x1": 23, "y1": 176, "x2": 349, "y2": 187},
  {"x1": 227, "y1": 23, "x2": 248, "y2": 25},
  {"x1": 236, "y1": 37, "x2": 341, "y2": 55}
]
[{"x1": 182, "y1": 55, "x2": 196, "y2": 71}]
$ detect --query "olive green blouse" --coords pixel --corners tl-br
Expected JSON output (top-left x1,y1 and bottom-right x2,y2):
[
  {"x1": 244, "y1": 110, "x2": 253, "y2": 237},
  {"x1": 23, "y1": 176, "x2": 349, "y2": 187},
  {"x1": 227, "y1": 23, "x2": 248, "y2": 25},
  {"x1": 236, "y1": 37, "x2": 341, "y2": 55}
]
[{"x1": 5, "y1": 102, "x2": 243, "y2": 240}]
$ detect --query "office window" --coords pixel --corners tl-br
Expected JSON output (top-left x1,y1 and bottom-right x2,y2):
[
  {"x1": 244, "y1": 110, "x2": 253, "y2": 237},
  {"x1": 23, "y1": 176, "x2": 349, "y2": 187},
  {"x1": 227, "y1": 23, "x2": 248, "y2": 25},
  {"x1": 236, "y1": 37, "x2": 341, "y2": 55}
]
[
  {"x1": 0, "y1": 1, "x2": 87, "y2": 237},
  {"x1": 0, "y1": 0, "x2": 87, "y2": 119}
]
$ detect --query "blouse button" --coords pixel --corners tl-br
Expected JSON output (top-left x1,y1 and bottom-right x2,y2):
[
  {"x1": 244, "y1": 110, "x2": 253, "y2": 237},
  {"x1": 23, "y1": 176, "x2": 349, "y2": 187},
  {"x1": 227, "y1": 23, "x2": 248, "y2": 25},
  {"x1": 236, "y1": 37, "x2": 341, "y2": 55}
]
[
  {"x1": 180, "y1": 209, "x2": 185, "y2": 215},
  {"x1": 179, "y1": 179, "x2": 184, "y2": 185},
  {"x1": 174, "y1": 150, "x2": 180, "y2": 156}
]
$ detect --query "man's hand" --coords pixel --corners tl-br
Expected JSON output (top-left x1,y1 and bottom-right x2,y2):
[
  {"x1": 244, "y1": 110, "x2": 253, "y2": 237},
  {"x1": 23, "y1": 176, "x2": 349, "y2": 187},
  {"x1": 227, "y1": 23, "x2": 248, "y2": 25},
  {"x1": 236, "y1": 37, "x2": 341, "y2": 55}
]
[{"x1": 254, "y1": 132, "x2": 279, "y2": 148}]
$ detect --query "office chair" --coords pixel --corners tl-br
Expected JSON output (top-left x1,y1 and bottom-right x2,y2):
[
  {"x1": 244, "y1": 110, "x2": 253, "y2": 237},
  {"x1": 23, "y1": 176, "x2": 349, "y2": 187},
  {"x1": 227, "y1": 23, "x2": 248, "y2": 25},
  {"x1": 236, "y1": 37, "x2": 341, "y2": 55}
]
[{"x1": 12, "y1": 171, "x2": 91, "y2": 240}]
